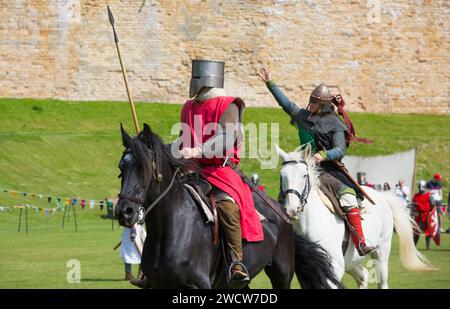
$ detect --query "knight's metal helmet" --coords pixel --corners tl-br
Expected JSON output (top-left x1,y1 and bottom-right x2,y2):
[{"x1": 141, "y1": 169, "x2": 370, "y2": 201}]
[
  {"x1": 309, "y1": 83, "x2": 333, "y2": 106},
  {"x1": 357, "y1": 172, "x2": 367, "y2": 185},
  {"x1": 251, "y1": 173, "x2": 259, "y2": 185},
  {"x1": 418, "y1": 179, "x2": 427, "y2": 193},
  {"x1": 189, "y1": 60, "x2": 225, "y2": 98}
]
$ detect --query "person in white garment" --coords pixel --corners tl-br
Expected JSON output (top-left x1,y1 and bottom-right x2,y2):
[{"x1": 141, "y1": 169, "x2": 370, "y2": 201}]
[
  {"x1": 394, "y1": 179, "x2": 410, "y2": 206},
  {"x1": 120, "y1": 223, "x2": 146, "y2": 281}
]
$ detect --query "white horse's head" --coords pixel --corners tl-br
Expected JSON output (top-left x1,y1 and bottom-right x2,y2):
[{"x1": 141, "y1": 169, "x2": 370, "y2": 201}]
[{"x1": 275, "y1": 143, "x2": 320, "y2": 220}]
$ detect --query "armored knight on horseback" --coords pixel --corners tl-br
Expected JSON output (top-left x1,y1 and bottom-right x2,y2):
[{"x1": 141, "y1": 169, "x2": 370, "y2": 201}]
[
  {"x1": 258, "y1": 66, "x2": 376, "y2": 257},
  {"x1": 177, "y1": 60, "x2": 264, "y2": 287}
]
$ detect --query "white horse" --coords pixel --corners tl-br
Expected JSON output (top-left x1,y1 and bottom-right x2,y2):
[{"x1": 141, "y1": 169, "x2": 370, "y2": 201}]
[{"x1": 276, "y1": 145, "x2": 435, "y2": 289}]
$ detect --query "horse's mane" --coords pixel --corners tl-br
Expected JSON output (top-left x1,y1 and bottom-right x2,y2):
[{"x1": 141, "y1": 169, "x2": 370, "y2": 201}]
[
  {"x1": 287, "y1": 145, "x2": 321, "y2": 190},
  {"x1": 129, "y1": 131, "x2": 199, "y2": 179}
]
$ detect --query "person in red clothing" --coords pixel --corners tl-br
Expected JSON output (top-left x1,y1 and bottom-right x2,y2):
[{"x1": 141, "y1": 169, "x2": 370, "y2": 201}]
[
  {"x1": 412, "y1": 179, "x2": 436, "y2": 250},
  {"x1": 177, "y1": 60, "x2": 263, "y2": 288},
  {"x1": 251, "y1": 173, "x2": 266, "y2": 193}
]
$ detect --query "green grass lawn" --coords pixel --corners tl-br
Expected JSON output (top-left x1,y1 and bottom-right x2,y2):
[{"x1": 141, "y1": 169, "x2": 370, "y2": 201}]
[
  {"x1": 0, "y1": 207, "x2": 448, "y2": 289},
  {"x1": 0, "y1": 98, "x2": 449, "y2": 288}
]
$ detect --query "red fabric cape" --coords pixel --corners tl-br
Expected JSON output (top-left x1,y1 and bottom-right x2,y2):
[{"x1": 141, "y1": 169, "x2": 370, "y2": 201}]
[{"x1": 180, "y1": 96, "x2": 264, "y2": 242}]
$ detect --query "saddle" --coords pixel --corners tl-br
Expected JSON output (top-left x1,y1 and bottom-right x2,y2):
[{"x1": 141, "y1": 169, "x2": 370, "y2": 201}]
[
  {"x1": 182, "y1": 172, "x2": 212, "y2": 196},
  {"x1": 181, "y1": 172, "x2": 266, "y2": 246},
  {"x1": 181, "y1": 172, "x2": 219, "y2": 244},
  {"x1": 318, "y1": 184, "x2": 345, "y2": 219},
  {"x1": 317, "y1": 184, "x2": 374, "y2": 256},
  {"x1": 318, "y1": 183, "x2": 371, "y2": 218}
]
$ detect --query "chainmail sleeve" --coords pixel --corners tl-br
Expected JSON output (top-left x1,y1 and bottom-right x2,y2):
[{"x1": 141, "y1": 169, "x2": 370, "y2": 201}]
[
  {"x1": 266, "y1": 81, "x2": 302, "y2": 120},
  {"x1": 200, "y1": 103, "x2": 239, "y2": 158},
  {"x1": 324, "y1": 131, "x2": 347, "y2": 161}
]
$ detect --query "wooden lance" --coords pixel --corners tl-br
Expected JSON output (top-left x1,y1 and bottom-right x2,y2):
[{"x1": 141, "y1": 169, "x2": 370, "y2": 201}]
[{"x1": 107, "y1": 5, "x2": 140, "y2": 134}]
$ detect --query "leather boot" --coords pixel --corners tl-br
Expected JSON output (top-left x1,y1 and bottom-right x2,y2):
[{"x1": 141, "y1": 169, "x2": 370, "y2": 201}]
[
  {"x1": 217, "y1": 200, "x2": 250, "y2": 288},
  {"x1": 359, "y1": 243, "x2": 377, "y2": 257},
  {"x1": 346, "y1": 207, "x2": 376, "y2": 256},
  {"x1": 229, "y1": 262, "x2": 250, "y2": 289}
]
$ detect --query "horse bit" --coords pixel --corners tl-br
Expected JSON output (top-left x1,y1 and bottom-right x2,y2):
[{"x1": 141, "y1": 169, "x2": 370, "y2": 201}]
[{"x1": 279, "y1": 160, "x2": 312, "y2": 214}]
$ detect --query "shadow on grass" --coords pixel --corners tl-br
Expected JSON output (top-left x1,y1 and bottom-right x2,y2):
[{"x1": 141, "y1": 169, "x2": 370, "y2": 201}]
[{"x1": 82, "y1": 278, "x2": 125, "y2": 282}]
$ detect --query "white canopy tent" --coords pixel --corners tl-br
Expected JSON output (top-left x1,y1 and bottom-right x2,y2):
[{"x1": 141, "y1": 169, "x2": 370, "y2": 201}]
[{"x1": 342, "y1": 148, "x2": 417, "y2": 200}]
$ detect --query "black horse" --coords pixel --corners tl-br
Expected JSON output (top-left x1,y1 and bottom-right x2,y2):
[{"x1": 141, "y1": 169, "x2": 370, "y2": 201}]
[{"x1": 115, "y1": 123, "x2": 342, "y2": 289}]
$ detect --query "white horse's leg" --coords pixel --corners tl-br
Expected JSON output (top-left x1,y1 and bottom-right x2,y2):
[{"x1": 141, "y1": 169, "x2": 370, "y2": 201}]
[
  {"x1": 374, "y1": 254, "x2": 390, "y2": 289},
  {"x1": 375, "y1": 260, "x2": 389, "y2": 289},
  {"x1": 374, "y1": 237, "x2": 392, "y2": 289},
  {"x1": 347, "y1": 265, "x2": 369, "y2": 289},
  {"x1": 327, "y1": 246, "x2": 346, "y2": 288}
]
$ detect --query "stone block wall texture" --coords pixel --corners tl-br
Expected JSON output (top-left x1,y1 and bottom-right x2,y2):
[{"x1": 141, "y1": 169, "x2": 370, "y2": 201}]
[{"x1": 0, "y1": 0, "x2": 448, "y2": 114}]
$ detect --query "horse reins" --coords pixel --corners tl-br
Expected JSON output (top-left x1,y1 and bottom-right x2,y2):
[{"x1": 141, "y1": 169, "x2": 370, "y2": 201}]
[
  {"x1": 118, "y1": 160, "x2": 181, "y2": 225},
  {"x1": 279, "y1": 160, "x2": 312, "y2": 213}
]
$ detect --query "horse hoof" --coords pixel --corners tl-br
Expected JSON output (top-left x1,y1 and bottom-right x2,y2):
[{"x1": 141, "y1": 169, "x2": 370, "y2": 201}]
[
  {"x1": 229, "y1": 278, "x2": 250, "y2": 289},
  {"x1": 130, "y1": 278, "x2": 150, "y2": 289}
]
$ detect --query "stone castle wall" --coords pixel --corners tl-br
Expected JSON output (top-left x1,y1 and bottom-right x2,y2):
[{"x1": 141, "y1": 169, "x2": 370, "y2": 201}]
[{"x1": 0, "y1": 0, "x2": 448, "y2": 114}]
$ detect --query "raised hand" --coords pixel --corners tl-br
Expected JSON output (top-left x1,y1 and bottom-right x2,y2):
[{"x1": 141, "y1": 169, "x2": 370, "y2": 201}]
[
  {"x1": 334, "y1": 94, "x2": 343, "y2": 104},
  {"x1": 179, "y1": 147, "x2": 202, "y2": 159},
  {"x1": 312, "y1": 152, "x2": 325, "y2": 164},
  {"x1": 257, "y1": 66, "x2": 272, "y2": 82}
]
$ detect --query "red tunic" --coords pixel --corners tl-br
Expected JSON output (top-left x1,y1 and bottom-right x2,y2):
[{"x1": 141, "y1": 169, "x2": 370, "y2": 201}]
[
  {"x1": 180, "y1": 96, "x2": 264, "y2": 242},
  {"x1": 413, "y1": 192, "x2": 432, "y2": 236}
]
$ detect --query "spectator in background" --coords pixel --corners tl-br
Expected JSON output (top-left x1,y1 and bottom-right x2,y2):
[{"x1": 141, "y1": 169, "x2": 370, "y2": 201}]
[
  {"x1": 427, "y1": 174, "x2": 443, "y2": 214},
  {"x1": 412, "y1": 180, "x2": 435, "y2": 250},
  {"x1": 446, "y1": 191, "x2": 450, "y2": 234},
  {"x1": 394, "y1": 179, "x2": 410, "y2": 206},
  {"x1": 427, "y1": 173, "x2": 444, "y2": 232},
  {"x1": 383, "y1": 182, "x2": 391, "y2": 191},
  {"x1": 120, "y1": 223, "x2": 146, "y2": 282},
  {"x1": 357, "y1": 172, "x2": 374, "y2": 188},
  {"x1": 447, "y1": 191, "x2": 450, "y2": 219},
  {"x1": 251, "y1": 173, "x2": 266, "y2": 193}
]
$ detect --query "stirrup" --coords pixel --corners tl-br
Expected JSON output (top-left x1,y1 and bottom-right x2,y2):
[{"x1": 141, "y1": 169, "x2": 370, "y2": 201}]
[
  {"x1": 370, "y1": 248, "x2": 380, "y2": 259},
  {"x1": 228, "y1": 261, "x2": 250, "y2": 289},
  {"x1": 358, "y1": 244, "x2": 379, "y2": 259}
]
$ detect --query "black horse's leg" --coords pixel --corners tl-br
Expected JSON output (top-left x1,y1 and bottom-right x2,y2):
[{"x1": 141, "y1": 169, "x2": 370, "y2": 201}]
[
  {"x1": 264, "y1": 265, "x2": 292, "y2": 289},
  {"x1": 264, "y1": 225, "x2": 295, "y2": 289},
  {"x1": 192, "y1": 273, "x2": 212, "y2": 289}
]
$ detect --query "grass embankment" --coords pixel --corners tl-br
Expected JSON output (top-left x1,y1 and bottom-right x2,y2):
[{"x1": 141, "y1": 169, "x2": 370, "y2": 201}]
[{"x1": 0, "y1": 98, "x2": 448, "y2": 288}]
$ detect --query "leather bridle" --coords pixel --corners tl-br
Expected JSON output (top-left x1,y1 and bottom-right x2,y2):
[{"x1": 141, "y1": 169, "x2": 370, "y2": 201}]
[
  {"x1": 117, "y1": 156, "x2": 180, "y2": 225},
  {"x1": 279, "y1": 160, "x2": 312, "y2": 214}
]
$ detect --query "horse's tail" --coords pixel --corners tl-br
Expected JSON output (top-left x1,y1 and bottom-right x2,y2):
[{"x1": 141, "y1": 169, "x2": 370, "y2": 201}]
[
  {"x1": 384, "y1": 192, "x2": 436, "y2": 271},
  {"x1": 294, "y1": 234, "x2": 344, "y2": 289}
]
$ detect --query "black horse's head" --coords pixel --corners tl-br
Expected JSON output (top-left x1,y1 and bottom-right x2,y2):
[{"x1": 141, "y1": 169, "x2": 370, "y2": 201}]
[
  {"x1": 115, "y1": 123, "x2": 191, "y2": 227},
  {"x1": 115, "y1": 123, "x2": 157, "y2": 227}
]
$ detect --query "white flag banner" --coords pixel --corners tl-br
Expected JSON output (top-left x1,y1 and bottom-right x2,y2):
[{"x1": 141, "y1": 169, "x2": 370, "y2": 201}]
[{"x1": 342, "y1": 148, "x2": 417, "y2": 201}]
